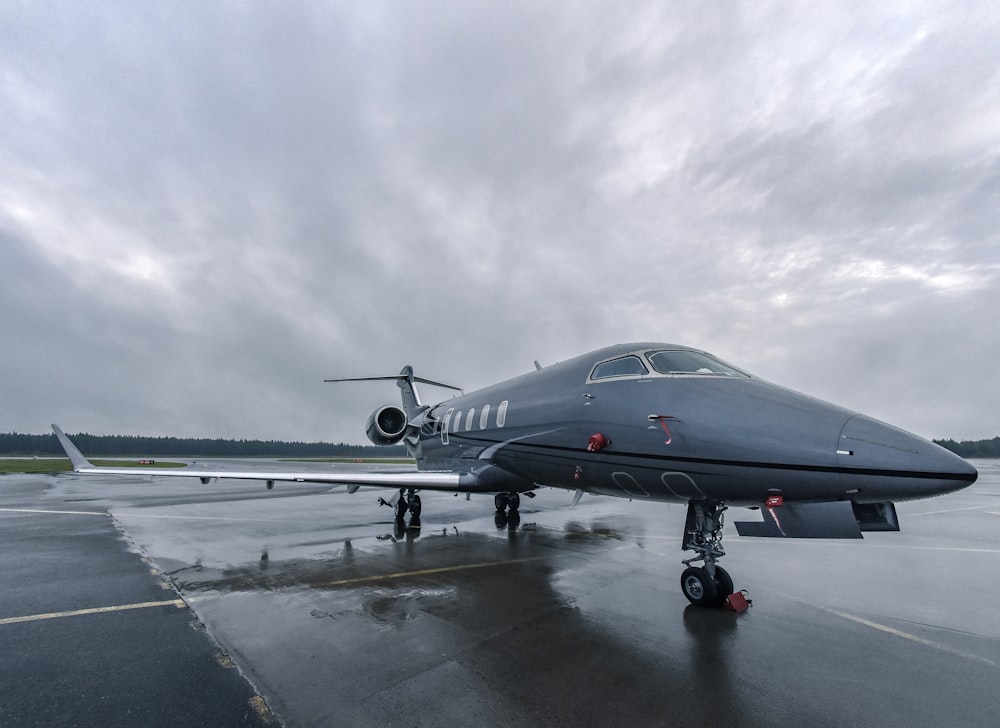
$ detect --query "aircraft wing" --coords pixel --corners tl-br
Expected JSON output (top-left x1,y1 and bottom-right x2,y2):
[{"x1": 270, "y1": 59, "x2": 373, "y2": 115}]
[{"x1": 51, "y1": 425, "x2": 471, "y2": 492}]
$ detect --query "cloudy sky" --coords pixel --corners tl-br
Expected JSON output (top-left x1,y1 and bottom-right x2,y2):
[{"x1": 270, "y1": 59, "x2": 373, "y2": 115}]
[{"x1": 2, "y1": 2, "x2": 998, "y2": 444}]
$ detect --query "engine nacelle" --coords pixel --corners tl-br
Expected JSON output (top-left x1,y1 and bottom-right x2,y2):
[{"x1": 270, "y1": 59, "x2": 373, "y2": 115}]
[{"x1": 365, "y1": 405, "x2": 408, "y2": 446}]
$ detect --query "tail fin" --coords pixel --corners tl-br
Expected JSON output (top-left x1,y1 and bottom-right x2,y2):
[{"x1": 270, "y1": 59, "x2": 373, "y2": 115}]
[
  {"x1": 396, "y1": 366, "x2": 422, "y2": 417},
  {"x1": 51, "y1": 425, "x2": 94, "y2": 470}
]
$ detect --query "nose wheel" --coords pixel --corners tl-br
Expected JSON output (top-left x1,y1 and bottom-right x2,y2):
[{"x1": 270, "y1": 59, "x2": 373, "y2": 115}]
[
  {"x1": 680, "y1": 564, "x2": 733, "y2": 607},
  {"x1": 680, "y1": 501, "x2": 733, "y2": 607}
]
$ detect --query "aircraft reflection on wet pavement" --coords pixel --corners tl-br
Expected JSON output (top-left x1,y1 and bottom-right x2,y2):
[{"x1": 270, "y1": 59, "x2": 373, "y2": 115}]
[{"x1": 53, "y1": 342, "x2": 977, "y2": 607}]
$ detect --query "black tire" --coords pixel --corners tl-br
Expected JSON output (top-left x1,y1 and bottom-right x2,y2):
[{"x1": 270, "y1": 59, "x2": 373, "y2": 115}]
[
  {"x1": 507, "y1": 492, "x2": 520, "y2": 511},
  {"x1": 408, "y1": 494, "x2": 422, "y2": 518},
  {"x1": 394, "y1": 497, "x2": 408, "y2": 520},
  {"x1": 494, "y1": 493, "x2": 509, "y2": 512},
  {"x1": 680, "y1": 567, "x2": 718, "y2": 607},
  {"x1": 712, "y1": 566, "x2": 733, "y2": 606}
]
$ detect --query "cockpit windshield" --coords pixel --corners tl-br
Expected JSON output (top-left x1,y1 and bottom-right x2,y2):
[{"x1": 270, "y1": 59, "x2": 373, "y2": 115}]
[{"x1": 645, "y1": 350, "x2": 749, "y2": 377}]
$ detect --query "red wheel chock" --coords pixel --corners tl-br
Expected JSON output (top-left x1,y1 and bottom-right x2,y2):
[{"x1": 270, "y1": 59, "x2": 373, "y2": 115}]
[{"x1": 723, "y1": 590, "x2": 752, "y2": 613}]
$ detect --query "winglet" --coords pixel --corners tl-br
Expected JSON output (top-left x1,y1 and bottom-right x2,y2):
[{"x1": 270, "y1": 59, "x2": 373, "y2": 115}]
[{"x1": 51, "y1": 425, "x2": 94, "y2": 470}]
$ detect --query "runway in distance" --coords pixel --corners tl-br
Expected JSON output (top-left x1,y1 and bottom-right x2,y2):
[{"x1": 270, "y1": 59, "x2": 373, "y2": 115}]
[{"x1": 53, "y1": 342, "x2": 978, "y2": 607}]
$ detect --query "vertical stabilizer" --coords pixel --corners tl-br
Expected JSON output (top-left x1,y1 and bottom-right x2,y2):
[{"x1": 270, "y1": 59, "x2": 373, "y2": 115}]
[{"x1": 396, "y1": 366, "x2": 424, "y2": 418}]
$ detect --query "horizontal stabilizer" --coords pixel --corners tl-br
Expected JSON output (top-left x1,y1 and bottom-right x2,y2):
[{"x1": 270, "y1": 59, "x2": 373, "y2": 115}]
[
  {"x1": 324, "y1": 373, "x2": 462, "y2": 391},
  {"x1": 735, "y1": 501, "x2": 863, "y2": 539}
]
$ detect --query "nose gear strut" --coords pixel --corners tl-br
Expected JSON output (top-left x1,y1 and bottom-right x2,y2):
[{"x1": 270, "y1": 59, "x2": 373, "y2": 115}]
[{"x1": 680, "y1": 501, "x2": 733, "y2": 607}]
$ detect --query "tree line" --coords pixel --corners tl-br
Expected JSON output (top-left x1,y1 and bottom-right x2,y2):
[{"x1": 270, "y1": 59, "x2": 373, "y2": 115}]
[
  {"x1": 0, "y1": 432, "x2": 406, "y2": 458},
  {"x1": 933, "y1": 437, "x2": 1000, "y2": 459}
]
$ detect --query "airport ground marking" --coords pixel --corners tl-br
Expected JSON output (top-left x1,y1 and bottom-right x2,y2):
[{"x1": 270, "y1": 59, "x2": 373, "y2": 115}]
[
  {"x1": 118, "y1": 513, "x2": 314, "y2": 524},
  {"x1": 772, "y1": 591, "x2": 997, "y2": 668},
  {"x1": 908, "y1": 503, "x2": 998, "y2": 517},
  {"x1": 0, "y1": 599, "x2": 186, "y2": 626},
  {"x1": 0, "y1": 507, "x2": 310, "y2": 525},
  {"x1": 317, "y1": 556, "x2": 547, "y2": 588},
  {"x1": 734, "y1": 538, "x2": 1000, "y2": 554},
  {"x1": 823, "y1": 608, "x2": 997, "y2": 668},
  {"x1": 0, "y1": 507, "x2": 109, "y2": 517}
]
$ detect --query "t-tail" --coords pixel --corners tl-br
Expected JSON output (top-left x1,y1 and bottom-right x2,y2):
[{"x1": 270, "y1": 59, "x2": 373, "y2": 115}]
[{"x1": 324, "y1": 367, "x2": 462, "y2": 455}]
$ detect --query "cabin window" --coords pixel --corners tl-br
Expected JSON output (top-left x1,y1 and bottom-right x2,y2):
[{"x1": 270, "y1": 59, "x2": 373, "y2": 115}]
[
  {"x1": 480, "y1": 405, "x2": 491, "y2": 429},
  {"x1": 645, "y1": 350, "x2": 749, "y2": 377},
  {"x1": 497, "y1": 400, "x2": 509, "y2": 427},
  {"x1": 590, "y1": 355, "x2": 648, "y2": 380},
  {"x1": 465, "y1": 408, "x2": 475, "y2": 431}
]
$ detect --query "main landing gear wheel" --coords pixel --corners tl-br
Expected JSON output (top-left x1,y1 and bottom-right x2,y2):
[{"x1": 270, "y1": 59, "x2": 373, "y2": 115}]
[
  {"x1": 394, "y1": 496, "x2": 408, "y2": 520},
  {"x1": 494, "y1": 492, "x2": 521, "y2": 512}
]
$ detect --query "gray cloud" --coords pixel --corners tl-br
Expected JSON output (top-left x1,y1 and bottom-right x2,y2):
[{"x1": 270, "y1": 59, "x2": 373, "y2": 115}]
[{"x1": 2, "y1": 2, "x2": 998, "y2": 443}]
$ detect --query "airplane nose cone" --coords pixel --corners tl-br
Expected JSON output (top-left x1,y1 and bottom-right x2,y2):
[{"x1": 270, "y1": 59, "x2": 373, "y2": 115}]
[{"x1": 838, "y1": 415, "x2": 978, "y2": 500}]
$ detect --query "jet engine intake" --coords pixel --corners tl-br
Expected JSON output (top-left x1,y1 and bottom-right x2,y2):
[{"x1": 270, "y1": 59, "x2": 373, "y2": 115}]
[{"x1": 366, "y1": 405, "x2": 408, "y2": 446}]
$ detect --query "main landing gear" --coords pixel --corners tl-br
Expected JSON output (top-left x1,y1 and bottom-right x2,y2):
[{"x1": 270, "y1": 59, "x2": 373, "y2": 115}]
[
  {"x1": 494, "y1": 492, "x2": 520, "y2": 513},
  {"x1": 494, "y1": 491, "x2": 521, "y2": 530},
  {"x1": 680, "y1": 501, "x2": 734, "y2": 607},
  {"x1": 381, "y1": 488, "x2": 422, "y2": 521}
]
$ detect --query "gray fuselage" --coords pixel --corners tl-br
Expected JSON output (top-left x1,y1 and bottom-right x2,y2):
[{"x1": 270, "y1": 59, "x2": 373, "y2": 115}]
[{"x1": 411, "y1": 343, "x2": 977, "y2": 507}]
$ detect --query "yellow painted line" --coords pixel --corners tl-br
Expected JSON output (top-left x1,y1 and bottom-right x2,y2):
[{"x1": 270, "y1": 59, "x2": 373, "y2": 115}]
[
  {"x1": 0, "y1": 599, "x2": 185, "y2": 626},
  {"x1": 317, "y1": 556, "x2": 547, "y2": 588},
  {"x1": 0, "y1": 507, "x2": 108, "y2": 516}
]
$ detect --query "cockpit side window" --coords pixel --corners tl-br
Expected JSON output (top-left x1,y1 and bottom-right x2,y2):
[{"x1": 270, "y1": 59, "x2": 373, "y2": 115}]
[
  {"x1": 645, "y1": 350, "x2": 749, "y2": 377},
  {"x1": 590, "y1": 355, "x2": 649, "y2": 380}
]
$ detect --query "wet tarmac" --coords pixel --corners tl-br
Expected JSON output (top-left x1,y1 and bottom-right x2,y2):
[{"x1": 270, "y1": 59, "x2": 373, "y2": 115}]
[{"x1": 1, "y1": 460, "x2": 998, "y2": 727}]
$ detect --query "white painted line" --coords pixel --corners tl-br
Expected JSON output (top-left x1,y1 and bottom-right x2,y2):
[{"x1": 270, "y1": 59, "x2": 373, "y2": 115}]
[
  {"x1": 823, "y1": 607, "x2": 997, "y2": 668},
  {"x1": 772, "y1": 591, "x2": 997, "y2": 668},
  {"x1": 734, "y1": 539, "x2": 1000, "y2": 554},
  {"x1": 0, "y1": 507, "x2": 309, "y2": 525},
  {"x1": 118, "y1": 513, "x2": 315, "y2": 524},
  {"x1": 0, "y1": 599, "x2": 185, "y2": 626},
  {"x1": 0, "y1": 507, "x2": 108, "y2": 517},
  {"x1": 877, "y1": 545, "x2": 1000, "y2": 554},
  {"x1": 908, "y1": 504, "x2": 997, "y2": 517}
]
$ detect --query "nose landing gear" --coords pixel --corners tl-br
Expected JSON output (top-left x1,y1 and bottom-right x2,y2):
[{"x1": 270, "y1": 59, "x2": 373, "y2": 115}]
[{"x1": 680, "y1": 501, "x2": 733, "y2": 607}]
